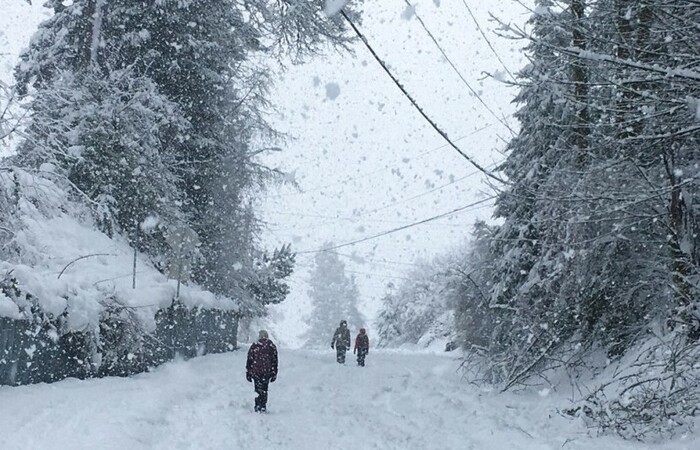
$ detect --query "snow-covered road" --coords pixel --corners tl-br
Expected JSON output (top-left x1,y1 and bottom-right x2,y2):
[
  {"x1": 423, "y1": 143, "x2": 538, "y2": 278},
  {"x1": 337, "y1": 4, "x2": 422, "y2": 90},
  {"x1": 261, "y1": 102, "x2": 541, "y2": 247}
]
[{"x1": 0, "y1": 349, "x2": 695, "y2": 449}]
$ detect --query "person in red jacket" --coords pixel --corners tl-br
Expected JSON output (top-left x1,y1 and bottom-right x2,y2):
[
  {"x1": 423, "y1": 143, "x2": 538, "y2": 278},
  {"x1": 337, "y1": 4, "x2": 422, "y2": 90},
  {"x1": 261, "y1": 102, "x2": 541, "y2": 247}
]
[
  {"x1": 353, "y1": 328, "x2": 369, "y2": 367},
  {"x1": 246, "y1": 330, "x2": 278, "y2": 413}
]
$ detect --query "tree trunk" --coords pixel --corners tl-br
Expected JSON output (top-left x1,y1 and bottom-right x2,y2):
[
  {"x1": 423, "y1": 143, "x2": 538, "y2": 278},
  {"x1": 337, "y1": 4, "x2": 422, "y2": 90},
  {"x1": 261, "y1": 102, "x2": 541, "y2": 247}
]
[
  {"x1": 664, "y1": 151, "x2": 699, "y2": 339},
  {"x1": 90, "y1": 0, "x2": 106, "y2": 66},
  {"x1": 571, "y1": 0, "x2": 589, "y2": 164},
  {"x1": 80, "y1": 0, "x2": 97, "y2": 67}
]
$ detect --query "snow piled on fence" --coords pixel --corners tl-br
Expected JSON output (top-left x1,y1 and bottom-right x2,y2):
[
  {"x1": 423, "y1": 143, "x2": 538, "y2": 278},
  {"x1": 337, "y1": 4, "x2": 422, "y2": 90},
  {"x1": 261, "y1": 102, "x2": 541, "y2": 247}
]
[{"x1": 0, "y1": 168, "x2": 232, "y2": 331}]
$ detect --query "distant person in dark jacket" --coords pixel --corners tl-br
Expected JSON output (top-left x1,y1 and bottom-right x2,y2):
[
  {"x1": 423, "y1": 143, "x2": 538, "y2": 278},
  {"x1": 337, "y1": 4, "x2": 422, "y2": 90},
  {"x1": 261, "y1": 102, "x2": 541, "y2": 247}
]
[
  {"x1": 354, "y1": 328, "x2": 369, "y2": 367},
  {"x1": 246, "y1": 330, "x2": 278, "y2": 413},
  {"x1": 331, "y1": 320, "x2": 351, "y2": 364}
]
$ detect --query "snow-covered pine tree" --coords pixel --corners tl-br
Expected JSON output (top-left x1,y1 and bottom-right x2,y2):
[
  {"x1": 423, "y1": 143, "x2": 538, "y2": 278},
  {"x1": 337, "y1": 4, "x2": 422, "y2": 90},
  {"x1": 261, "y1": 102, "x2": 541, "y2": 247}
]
[
  {"x1": 459, "y1": 0, "x2": 592, "y2": 386},
  {"x1": 597, "y1": 0, "x2": 700, "y2": 339},
  {"x1": 452, "y1": 221, "x2": 498, "y2": 353},
  {"x1": 551, "y1": 0, "x2": 666, "y2": 355},
  {"x1": 563, "y1": 1, "x2": 700, "y2": 436},
  {"x1": 17, "y1": 68, "x2": 189, "y2": 254},
  {"x1": 15, "y1": 0, "x2": 357, "y2": 312},
  {"x1": 457, "y1": 0, "x2": 700, "y2": 435},
  {"x1": 304, "y1": 246, "x2": 364, "y2": 347},
  {"x1": 246, "y1": 244, "x2": 296, "y2": 312},
  {"x1": 3, "y1": 0, "x2": 360, "y2": 383},
  {"x1": 15, "y1": 0, "x2": 192, "y2": 256},
  {"x1": 461, "y1": 0, "x2": 672, "y2": 384}
]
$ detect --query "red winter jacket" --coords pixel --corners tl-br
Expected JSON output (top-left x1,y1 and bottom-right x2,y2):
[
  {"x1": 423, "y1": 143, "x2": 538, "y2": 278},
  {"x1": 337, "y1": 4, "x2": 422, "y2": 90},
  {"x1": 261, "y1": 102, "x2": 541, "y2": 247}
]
[
  {"x1": 246, "y1": 338, "x2": 278, "y2": 376},
  {"x1": 354, "y1": 333, "x2": 369, "y2": 352}
]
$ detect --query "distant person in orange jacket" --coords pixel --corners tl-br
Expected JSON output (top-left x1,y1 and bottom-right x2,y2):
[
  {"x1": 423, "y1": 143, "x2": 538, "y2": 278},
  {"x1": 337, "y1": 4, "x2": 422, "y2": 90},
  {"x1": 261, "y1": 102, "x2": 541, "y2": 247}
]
[{"x1": 353, "y1": 328, "x2": 369, "y2": 367}]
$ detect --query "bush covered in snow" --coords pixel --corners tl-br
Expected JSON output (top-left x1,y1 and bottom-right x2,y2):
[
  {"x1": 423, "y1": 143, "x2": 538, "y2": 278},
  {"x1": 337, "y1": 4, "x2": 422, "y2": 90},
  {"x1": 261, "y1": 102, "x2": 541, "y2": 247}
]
[
  {"x1": 375, "y1": 244, "x2": 474, "y2": 349},
  {"x1": 375, "y1": 0, "x2": 700, "y2": 439},
  {"x1": 0, "y1": 168, "x2": 241, "y2": 384},
  {"x1": 565, "y1": 334, "x2": 700, "y2": 440},
  {"x1": 0, "y1": 0, "x2": 362, "y2": 385}
]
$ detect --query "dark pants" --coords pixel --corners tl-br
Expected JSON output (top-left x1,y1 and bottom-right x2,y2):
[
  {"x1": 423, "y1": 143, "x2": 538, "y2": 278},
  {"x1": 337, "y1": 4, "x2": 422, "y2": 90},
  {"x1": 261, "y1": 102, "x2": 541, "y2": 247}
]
[
  {"x1": 356, "y1": 349, "x2": 368, "y2": 367},
  {"x1": 336, "y1": 346, "x2": 348, "y2": 364},
  {"x1": 252, "y1": 374, "x2": 272, "y2": 412}
]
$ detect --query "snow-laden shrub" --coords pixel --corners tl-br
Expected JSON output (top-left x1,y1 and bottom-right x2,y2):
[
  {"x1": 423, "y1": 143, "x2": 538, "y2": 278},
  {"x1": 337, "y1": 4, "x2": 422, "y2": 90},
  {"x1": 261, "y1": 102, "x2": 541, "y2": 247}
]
[
  {"x1": 0, "y1": 168, "x2": 242, "y2": 385},
  {"x1": 375, "y1": 246, "x2": 474, "y2": 349},
  {"x1": 0, "y1": 167, "x2": 235, "y2": 328},
  {"x1": 568, "y1": 332, "x2": 700, "y2": 440}
]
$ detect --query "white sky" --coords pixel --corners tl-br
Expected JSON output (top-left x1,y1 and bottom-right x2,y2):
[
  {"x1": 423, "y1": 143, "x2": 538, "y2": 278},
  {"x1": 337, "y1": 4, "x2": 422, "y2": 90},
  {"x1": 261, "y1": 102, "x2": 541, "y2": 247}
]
[
  {"x1": 261, "y1": 0, "x2": 532, "y2": 346},
  {"x1": 1, "y1": 0, "x2": 534, "y2": 347}
]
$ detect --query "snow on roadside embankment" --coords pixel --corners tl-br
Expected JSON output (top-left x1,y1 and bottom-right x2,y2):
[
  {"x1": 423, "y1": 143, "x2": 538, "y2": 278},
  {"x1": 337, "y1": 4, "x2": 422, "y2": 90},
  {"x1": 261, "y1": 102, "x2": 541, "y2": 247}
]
[
  {"x1": 0, "y1": 168, "x2": 231, "y2": 332},
  {"x1": 0, "y1": 348, "x2": 696, "y2": 450}
]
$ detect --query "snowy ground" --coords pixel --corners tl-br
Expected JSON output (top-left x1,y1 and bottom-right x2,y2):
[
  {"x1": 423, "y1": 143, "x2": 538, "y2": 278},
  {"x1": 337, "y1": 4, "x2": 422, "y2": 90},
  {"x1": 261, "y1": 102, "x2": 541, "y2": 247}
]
[{"x1": 0, "y1": 349, "x2": 696, "y2": 450}]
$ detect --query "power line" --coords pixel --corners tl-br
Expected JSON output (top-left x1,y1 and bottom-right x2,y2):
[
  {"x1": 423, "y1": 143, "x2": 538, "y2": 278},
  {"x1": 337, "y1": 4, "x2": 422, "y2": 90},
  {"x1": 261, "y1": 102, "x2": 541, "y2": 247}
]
[
  {"x1": 366, "y1": 161, "x2": 499, "y2": 214},
  {"x1": 289, "y1": 250, "x2": 428, "y2": 283},
  {"x1": 329, "y1": 251, "x2": 429, "y2": 268},
  {"x1": 297, "y1": 195, "x2": 496, "y2": 254},
  {"x1": 339, "y1": 10, "x2": 509, "y2": 185},
  {"x1": 345, "y1": 268, "x2": 414, "y2": 282},
  {"x1": 401, "y1": 1, "x2": 516, "y2": 136},
  {"x1": 267, "y1": 159, "x2": 497, "y2": 230},
  {"x1": 266, "y1": 121, "x2": 503, "y2": 199},
  {"x1": 300, "y1": 250, "x2": 426, "y2": 269},
  {"x1": 458, "y1": 0, "x2": 517, "y2": 82},
  {"x1": 264, "y1": 210, "x2": 471, "y2": 228}
]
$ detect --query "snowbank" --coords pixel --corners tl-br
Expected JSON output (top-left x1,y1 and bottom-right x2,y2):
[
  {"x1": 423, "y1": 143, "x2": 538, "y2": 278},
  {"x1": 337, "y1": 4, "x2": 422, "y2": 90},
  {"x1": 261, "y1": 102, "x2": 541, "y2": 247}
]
[
  {"x1": 2, "y1": 349, "x2": 697, "y2": 449},
  {"x1": 0, "y1": 168, "x2": 232, "y2": 332}
]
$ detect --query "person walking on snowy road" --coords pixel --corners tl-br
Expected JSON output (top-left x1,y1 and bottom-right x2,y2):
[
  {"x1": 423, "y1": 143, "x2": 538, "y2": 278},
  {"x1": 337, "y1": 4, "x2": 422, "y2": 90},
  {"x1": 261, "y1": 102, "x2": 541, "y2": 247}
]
[
  {"x1": 354, "y1": 328, "x2": 369, "y2": 367},
  {"x1": 246, "y1": 330, "x2": 278, "y2": 413},
  {"x1": 331, "y1": 320, "x2": 351, "y2": 364}
]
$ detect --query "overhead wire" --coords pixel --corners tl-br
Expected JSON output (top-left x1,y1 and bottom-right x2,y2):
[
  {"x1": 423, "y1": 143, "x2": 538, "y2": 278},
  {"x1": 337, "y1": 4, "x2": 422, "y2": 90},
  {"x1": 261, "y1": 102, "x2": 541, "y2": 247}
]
[
  {"x1": 366, "y1": 161, "x2": 499, "y2": 214},
  {"x1": 266, "y1": 120, "x2": 506, "y2": 199},
  {"x1": 328, "y1": 250, "x2": 429, "y2": 268},
  {"x1": 457, "y1": 0, "x2": 517, "y2": 82},
  {"x1": 339, "y1": 9, "x2": 510, "y2": 185},
  {"x1": 297, "y1": 195, "x2": 496, "y2": 254},
  {"x1": 284, "y1": 251, "x2": 420, "y2": 283},
  {"x1": 266, "y1": 5, "x2": 518, "y2": 256},
  {"x1": 264, "y1": 210, "x2": 471, "y2": 228},
  {"x1": 266, "y1": 5, "x2": 520, "y2": 267},
  {"x1": 345, "y1": 268, "x2": 414, "y2": 282},
  {"x1": 265, "y1": 159, "x2": 496, "y2": 234},
  {"x1": 399, "y1": 1, "x2": 517, "y2": 136}
]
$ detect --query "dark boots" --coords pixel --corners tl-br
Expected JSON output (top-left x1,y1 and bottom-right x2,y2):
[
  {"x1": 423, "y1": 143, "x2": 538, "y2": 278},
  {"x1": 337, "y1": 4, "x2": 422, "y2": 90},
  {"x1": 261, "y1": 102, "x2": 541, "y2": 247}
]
[
  {"x1": 336, "y1": 346, "x2": 347, "y2": 364},
  {"x1": 357, "y1": 349, "x2": 367, "y2": 367},
  {"x1": 253, "y1": 374, "x2": 271, "y2": 412}
]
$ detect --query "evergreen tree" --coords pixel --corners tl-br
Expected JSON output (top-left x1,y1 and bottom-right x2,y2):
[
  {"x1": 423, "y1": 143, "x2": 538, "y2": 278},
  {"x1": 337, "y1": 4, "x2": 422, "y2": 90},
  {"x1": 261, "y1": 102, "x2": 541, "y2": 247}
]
[
  {"x1": 15, "y1": 0, "x2": 357, "y2": 311},
  {"x1": 455, "y1": 0, "x2": 700, "y2": 432},
  {"x1": 304, "y1": 246, "x2": 364, "y2": 347},
  {"x1": 18, "y1": 68, "x2": 189, "y2": 254},
  {"x1": 3, "y1": 0, "x2": 359, "y2": 384},
  {"x1": 464, "y1": 0, "x2": 590, "y2": 385}
]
